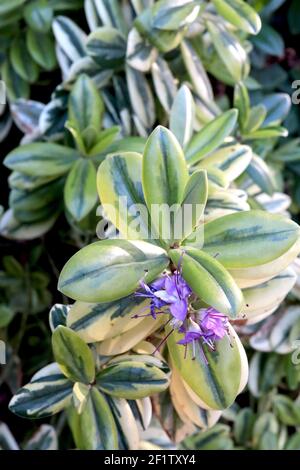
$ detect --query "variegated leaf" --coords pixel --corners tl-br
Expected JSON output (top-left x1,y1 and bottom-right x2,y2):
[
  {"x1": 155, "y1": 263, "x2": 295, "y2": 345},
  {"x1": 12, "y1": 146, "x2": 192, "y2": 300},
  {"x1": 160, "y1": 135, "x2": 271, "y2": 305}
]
[
  {"x1": 186, "y1": 110, "x2": 238, "y2": 165},
  {"x1": 52, "y1": 326, "x2": 95, "y2": 384},
  {"x1": 67, "y1": 296, "x2": 148, "y2": 343},
  {"x1": 9, "y1": 363, "x2": 73, "y2": 418},
  {"x1": 58, "y1": 239, "x2": 169, "y2": 303},
  {"x1": 170, "y1": 248, "x2": 244, "y2": 318}
]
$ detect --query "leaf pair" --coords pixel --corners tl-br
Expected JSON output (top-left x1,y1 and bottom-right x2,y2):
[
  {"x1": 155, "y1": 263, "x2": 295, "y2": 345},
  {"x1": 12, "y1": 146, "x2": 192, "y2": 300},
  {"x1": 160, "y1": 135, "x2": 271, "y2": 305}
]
[{"x1": 9, "y1": 325, "x2": 170, "y2": 449}]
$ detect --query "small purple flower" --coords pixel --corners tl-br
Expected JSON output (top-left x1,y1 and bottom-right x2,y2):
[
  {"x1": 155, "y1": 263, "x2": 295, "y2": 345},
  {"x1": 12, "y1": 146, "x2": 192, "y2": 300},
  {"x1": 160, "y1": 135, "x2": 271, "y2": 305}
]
[
  {"x1": 177, "y1": 319, "x2": 202, "y2": 345},
  {"x1": 156, "y1": 272, "x2": 192, "y2": 321},
  {"x1": 134, "y1": 277, "x2": 168, "y2": 319},
  {"x1": 200, "y1": 307, "x2": 229, "y2": 344},
  {"x1": 177, "y1": 307, "x2": 229, "y2": 360},
  {"x1": 134, "y1": 269, "x2": 192, "y2": 322}
]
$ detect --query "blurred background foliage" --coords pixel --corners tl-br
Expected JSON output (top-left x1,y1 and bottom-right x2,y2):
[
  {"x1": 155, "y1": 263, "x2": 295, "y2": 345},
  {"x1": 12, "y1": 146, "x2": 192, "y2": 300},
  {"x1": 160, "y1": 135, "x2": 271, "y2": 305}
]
[{"x1": 0, "y1": 0, "x2": 300, "y2": 450}]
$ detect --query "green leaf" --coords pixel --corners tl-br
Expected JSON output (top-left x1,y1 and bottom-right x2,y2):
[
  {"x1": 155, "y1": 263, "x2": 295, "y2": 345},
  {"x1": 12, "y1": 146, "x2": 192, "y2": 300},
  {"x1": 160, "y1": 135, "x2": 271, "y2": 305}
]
[
  {"x1": 0, "y1": 423, "x2": 19, "y2": 450},
  {"x1": 170, "y1": 248, "x2": 243, "y2": 317},
  {"x1": 253, "y1": 413, "x2": 280, "y2": 450},
  {"x1": 52, "y1": 326, "x2": 95, "y2": 384},
  {"x1": 269, "y1": 306, "x2": 300, "y2": 354},
  {"x1": 285, "y1": 433, "x2": 300, "y2": 450},
  {"x1": 8, "y1": 171, "x2": 56, "y2": 191},
  {"x1": 134, "y1": 2, "x2": 185, "y2": 53},
  {"x1": 151, "y1": 56, "x2": 177, "y2": 113},
  {"x1": 198, "y1": 143, "x2": 252, "y2": 183},
  {"x1": 206, "y1": 21, "x2": 249, "y2": 81},
  {"x1": 106, "y1": 397, "x2": 140, "y2": 450},
  {"x1": 242, "y1": 268, "x2": 297, "y2": 324},
  {"x1": 88, "y1": 127, "x2": 120, "y2": 157},
  {"x1": 251, "y1": 23, "x2": 284, "y2": 57},
  {"x1": 1, "y1": 59, "x2": 29, "y2": 102},
  {"x1": 97, "y1": 316, "x2": 165, "y2": 356},
  {"x1": 202, "y1": 211, "x2": 300, "y2": 268},
  {"x1": 182, "y1": 424, "x2": 233, "y2": 450},
  {"x1": 97, "y1": 152, "x2": 154, "y2": 241},
  {"x1": 288, "y1": 0, "x2": 300, "y2": 35},
  {"x1": 233, "y1": 408, "x2": 255, "y2": 445},
  {"x1": 260, "y1": 93, "x2": 291, "y2": 127},
  {"x1": 58, "y1": 239, "x2": 169, "y2": 303},
  {"x1": 244, "y1": 104, "x2": 267, "y2": 133},
  {"x1": 271, "y1": 138, "x2": 300, "y2": 163},
  {"x1": 69, "y1": 74, "x2": 104, "y2": 137},
  {"x1": 152, "y1": 0, "x2": 200, "y2": 31},
  {"x1": 24, "y1": 425, "x2": 57, "y2": 450},
  {"x1": 246, "y1": 154, "x2": 275, "y2": 196},
  {"x1": 0, "y1": 0, "x2": 25, "y2": 15},
  {"x1": 186, "y1": 110, "x2": 238, "y2": 165},
  {"x1": 90, "y1": 0, "x2": 128, "y2": 35},
  {"x1": 272, "y1": 395, "x2": 300, "y2": 426},
  {"x1": 79, "y1": 388, "x2": 118, "y2": 450},
  {"x1": 73, "y1": 382, "x2": 90, "y2": 414},
  {"x1": 4, "y1": 143, "x2": 79, "y2": 177},
  {"x1": 243, "y1": 125, "x2": 288, "y2": 140},
  {"x1": 0, "y1": 8, "x2": 22, "y2": 29},
  {"x1": 234, "y1": 82, "x2": 250, "y2": 131},
  {"x1": 204, "y1": 188, "x2": 249, "y2": 221},
  {"x1": 97, "y1": 360, "x2": 170, "y2": 399},
  {"x1": 2, "y1": 255, "x2": 24, "y2": 277},
  {"x1": 52, "y1": 16, "x2": 87, "y2": 62},
  {"x1": 170, "y1": 85, "x2": 195, "y2": 148},
  {"x1": 10, "y1": 36, "x2": 39, "y2": 83},
  {"x1": 243, "y1": 126, "x2": 288, "y2": 140},
  {"x1": 126, "y1": 65, "x2": 155, "y2": 133},
  {"x1": 67, "y1": 296, "x2": 148, "y2": 343},
  {"x1": 9, "y1": 179, "x2": 63, "y2": 213},
  {"x1": 26, "y1": 29, "x2": 57, "y2": 71},
  {"x1": 142, "y1": 126, "x2": 188, "y2": 244},
  {"x1": 24, "y1": 0, "x2": 53, "y2": 32},
  {"x1": 175, "y1": 170, "x2": 208, "y2": 242},
  {"x1": 126, "y1": 27, "x2": 156, "y2": 72},
  {"x1": 181, "y1": 40, "x2": 213, "y2": 103},
  {"x1": 9, "y1": 363, "x2": 73, "y2": 418},
  {"x1": 64, "y1": 159, "x2": 97, "y2": 222},
  {"x1": 0, "y1": 208, "x2": 58, "y2": 241},
  {"x1": 212, "y1": 0, "x2": 261, "y2": 35},
  {"x1": 167, "y1": 325, "x2": 245, "y2": 409},
  {"x1": 0, "y1": 305, "x2": 15, "y2": 328},
  {"x1": 86, "y1": 27, "x2": 126, "y2": 68},
  {"x1": 49, "y1": 303, "x2": 69, "y2": 332}
]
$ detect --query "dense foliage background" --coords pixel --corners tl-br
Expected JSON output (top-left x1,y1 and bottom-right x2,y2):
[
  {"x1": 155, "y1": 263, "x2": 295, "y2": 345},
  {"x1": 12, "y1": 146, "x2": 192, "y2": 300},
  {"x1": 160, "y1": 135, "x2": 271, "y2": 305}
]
[{"x1": 0, "y1": 0, "x2": 300, "y2": 450}]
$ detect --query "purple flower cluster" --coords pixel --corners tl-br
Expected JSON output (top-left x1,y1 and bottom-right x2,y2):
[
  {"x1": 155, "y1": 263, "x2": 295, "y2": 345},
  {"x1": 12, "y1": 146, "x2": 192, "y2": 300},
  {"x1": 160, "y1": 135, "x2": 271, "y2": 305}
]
[
  {"x1": 135, "y1": 269, "x2": 192, "y2": 323},
  {"x1": 134, "y1": 270, "x2": 229, "y2": 358},
  {"x1": 178, "y1": 308, "x2": 229, "y2": 350}
]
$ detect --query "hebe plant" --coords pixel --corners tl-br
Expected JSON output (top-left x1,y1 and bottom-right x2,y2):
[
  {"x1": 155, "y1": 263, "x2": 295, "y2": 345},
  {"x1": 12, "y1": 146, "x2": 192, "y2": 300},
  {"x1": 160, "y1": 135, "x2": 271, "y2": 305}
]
[
  {"x1": 2, "y1": 0, "x2": 300, "y2": 451},
  {"x1": 9, "y1": 121, "x2": 300, "y2": 448}
]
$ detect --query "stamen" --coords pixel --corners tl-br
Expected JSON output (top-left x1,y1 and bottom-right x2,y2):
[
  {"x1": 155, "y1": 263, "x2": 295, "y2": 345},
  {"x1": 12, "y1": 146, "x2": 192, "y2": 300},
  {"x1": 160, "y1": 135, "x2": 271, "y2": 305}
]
[{"x1": 192, "y1": 339, "x2": 196, "y2": 360}]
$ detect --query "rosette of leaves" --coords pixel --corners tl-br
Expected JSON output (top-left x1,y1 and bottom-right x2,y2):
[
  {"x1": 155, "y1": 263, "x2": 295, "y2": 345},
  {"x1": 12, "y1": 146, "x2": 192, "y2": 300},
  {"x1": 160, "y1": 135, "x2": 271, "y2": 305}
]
[
  {"x1": 9, "y1": 324, "x2": 171, "y2": 450},
  {"x1": 55, "y1": 125, "x2": 300, "y2": 422},
  {"x1": 49, "y1": 0, "x2": 261, "y2": 138},
  {"x1": 0, "y1": 0, "x2": 83, "y2": 143},
  {"x1": 2, "y1": 74, "x2": 120, "y2": 239},
  {"x1": 240, "y1": 0, "x2": 300, "y2": 218}
]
